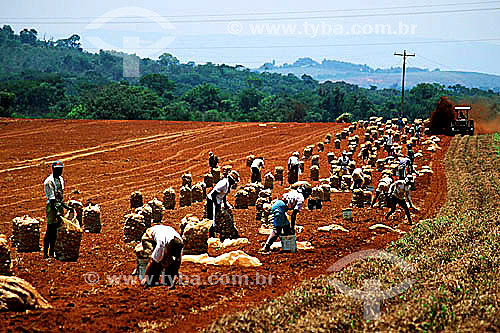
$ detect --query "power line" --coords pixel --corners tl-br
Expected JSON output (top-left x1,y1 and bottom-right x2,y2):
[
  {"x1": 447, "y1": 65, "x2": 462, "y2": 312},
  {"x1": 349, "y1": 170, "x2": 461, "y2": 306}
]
[
  {"x1": 3, "y1": 7, "x2": 500, "y2": 24},
  {"x1": 3, "y1": 1, "x2": 500, "y2": 20},
  {"x1": 80, "y1": 38, "x2": 500, "y2": 50}
]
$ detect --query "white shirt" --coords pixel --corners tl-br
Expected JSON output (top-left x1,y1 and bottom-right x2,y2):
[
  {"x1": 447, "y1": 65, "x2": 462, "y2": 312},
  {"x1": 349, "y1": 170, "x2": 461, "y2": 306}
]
[
  {"x1": 377, "y1": 176, "x2": 393, "y2": 192},
  {"x1": 352, "y1": 168, "x2": 364, "y2": 180},
  {"x1": 208, "y1": 178, "x2": 231, "y2": 204},
  {"x1": 389, "y1": 180, "x2": 410, "y2": 200},
  {"x1": 150, "y1": 225, "x2": 182, "y2": 263},
  {"x1": 44, "y1": 174, "x2": 64, "y2": 201},
  {"x1": 386, "y1": 135, "x2": 393, "y2": 145},
  {"x1": 288, "y1": 156, "x2": 299, "y2": 167},
  {"x1": 399, "y1": 157, "x2": 411, "y2": 169},
  {"x1": 339, "y1": 156, "x2": 349, "y2": 167},
  {"x1": 282, "y1": 190, "x2": 305, "y2": 211},
  {"x1": 251, "y1": 158, "x2": 264, "y2": 169}
]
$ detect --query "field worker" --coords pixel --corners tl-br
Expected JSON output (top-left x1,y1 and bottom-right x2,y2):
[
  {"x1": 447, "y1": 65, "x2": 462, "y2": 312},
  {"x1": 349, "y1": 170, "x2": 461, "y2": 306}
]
[
  {"x1": 408, "y1": 126, "x2": 415, "y2": 137},
  {"x1": 338, "y1": 151, "x2": 350, "y2": 176},
  {"x1": 43, "y1": 161, "x2": 71, "y2": 259},
  {"x1": 407, "y1": 144, "x2": 415, "y2": 167},
  {"x1": 250, "y1": 156, "x2": 265, "y2": 183},
  {"x1": 361, "y1": 144, "x2": 370, "y2": 164},
  {"x1": 260, "y1": 187, "x2": 312, "y2": 253},
  {"x1": 140, "y1": 225, "x2": 183, "y2": 289},
  {"x1": 385, "y1": 132, "x2": 394, "y2": 157},
  {"x1": 398, "y1": 156, "x2": 413, "y2": 180},
  {"x1": 371, "y1": 175, "x2": 394, "y2": 207},
  {"x1": 385, "y1": 175, "x2": 418, "y2": 224},
  {"x1": 288, "y1": 152, "x2": 301, "y2": 184},
  {"x1": 398, "y1": 118, "x2": 404, "y2": 134},
  {"x1": 208, "y1": 151, "x2": 219, "y2": 172},
  {"x1": 207, "y1": 170, "x2": 240, "y2": 237},
  {"x1": 351, "y1": 168, "x2": 365, "y2": 190},
  {"x1": 415, "y1": 124, "x2": 422, "y2": 144}
]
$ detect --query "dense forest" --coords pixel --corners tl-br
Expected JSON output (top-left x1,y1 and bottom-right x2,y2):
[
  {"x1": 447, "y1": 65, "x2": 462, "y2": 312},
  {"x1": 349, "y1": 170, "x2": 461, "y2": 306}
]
[{"x1": 0, "y1": 25, "x2": 498, "y2": 122}]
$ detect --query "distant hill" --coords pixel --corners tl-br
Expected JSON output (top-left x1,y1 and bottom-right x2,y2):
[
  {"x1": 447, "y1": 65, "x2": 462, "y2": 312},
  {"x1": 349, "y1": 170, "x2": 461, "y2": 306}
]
[{"x1": 256, "y1": 58, "x2": 500, "y2": 92}]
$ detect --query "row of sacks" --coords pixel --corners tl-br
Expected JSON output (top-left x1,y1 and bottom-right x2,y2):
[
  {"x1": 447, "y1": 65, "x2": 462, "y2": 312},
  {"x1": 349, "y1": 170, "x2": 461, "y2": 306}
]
[
  {"x1": 124, "y1": 198, "x2": 165, "y2": 243},
  {"x1": 234, "y1": 183, "x2": 265, "y2": 209},
  {"x1": 132, "y1": 189, "x2": 175, "y2": 211},
  {"x1": 182, "y1": 209, "x2": 239, "y2": 254},
  {"x1": 9, "y1": 204, "x2": 101, "y2": 254},
  {"x1": 180, "y1": 182, "x2": 207, "y2": 207}
]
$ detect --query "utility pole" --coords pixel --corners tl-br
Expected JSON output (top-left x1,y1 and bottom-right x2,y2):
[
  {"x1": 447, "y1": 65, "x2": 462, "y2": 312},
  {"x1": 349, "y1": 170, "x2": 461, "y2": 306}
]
[{"x1": 394, "y1": 50, "x2": 415, "y2": 119}]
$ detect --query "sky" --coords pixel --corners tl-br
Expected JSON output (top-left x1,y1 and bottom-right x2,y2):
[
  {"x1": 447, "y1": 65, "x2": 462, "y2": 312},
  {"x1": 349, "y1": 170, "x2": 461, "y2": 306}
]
[{"x1": 1, "y1": 0, "x2": 500, "y2": 74}]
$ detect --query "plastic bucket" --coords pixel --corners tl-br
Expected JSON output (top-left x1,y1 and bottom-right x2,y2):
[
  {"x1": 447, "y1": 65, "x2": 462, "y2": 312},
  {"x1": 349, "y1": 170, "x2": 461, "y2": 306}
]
[
  {"x1": 342, "y1": 208, "x2": 353, "y2": 220},
  {"x1": 280, "y1": 235, "x2": 297, "y2": 253}
]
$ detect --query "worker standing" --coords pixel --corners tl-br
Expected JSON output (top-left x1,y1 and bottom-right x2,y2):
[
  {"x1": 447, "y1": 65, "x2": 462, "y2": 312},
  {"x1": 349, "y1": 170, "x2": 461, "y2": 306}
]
[
  {"x1": 140, "y1": 225, "x2": 183, "y2": 289},
  {"x1": 206, "y1": 170, "x2": 240, "y2": 238},
  {"x1": 385, "y1": 132, "x2": 394, "y2": 157},
  {"x1": 385, "y1": 175, "x2": 418, "y2": 224},
  {"x1": 208, "y1": 151, "x2": 219, "y2": 172},
  {"x1": 287, "y1": 152, "x2": 301, "y2": 185},
  {"x1": 260, "y1": 187, "x2": 312, "y2": 253},
  {"x1": 338, "y1": 151, "x2": 350, "y2": 176},
  {"x1": 398, "y1": 156, "x2": 413, "y2": 180},
  {"x1": 407, "y1": 144, "x2": 415, "y2": 169},
  {"x1": 361, "y1": 144, "x2": 370, "y2": 164},
  {"x1": 415, "y1": 124, "x2": 422, "y2": 144},
  {"x1": 43, "y1": 161, "x2": 71, "y2": 259},
  {"x1": 250, "y1": 157, "x2": 265, "y2": 184}
]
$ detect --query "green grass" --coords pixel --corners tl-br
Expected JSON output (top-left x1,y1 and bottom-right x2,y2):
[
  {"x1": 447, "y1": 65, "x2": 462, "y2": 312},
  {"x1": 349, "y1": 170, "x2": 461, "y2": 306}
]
[{"x1": 494, "y1": 133, "x2": 500, "y2": 159}]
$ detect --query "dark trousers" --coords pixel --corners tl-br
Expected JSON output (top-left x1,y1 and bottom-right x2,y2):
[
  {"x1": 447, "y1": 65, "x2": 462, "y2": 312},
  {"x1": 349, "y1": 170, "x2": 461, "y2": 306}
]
[
  {"x1": 362, "y1": 150, "x2": 369, "y2": 163},
  {"x1": 206, "y1": 198, "x2": 221, "y2": 237},
  {"x1": 288, "y1": 165, "x2": 299, "y2": 184},
  {"x1": 353, "y1": 178, "x2": 363, "y2": 190},
  {"x1": 386, "y1": 196, "x2": 412, "y2": 224},
  {"x1": 251, "y1": 167, "x2": 261, "y2": 183},
  {"x1": 43, "y1": 224, "x2": 58, "y2": 257},
  {"x1": 264, "y1": 224, "x2": 292, "y2": 250}
]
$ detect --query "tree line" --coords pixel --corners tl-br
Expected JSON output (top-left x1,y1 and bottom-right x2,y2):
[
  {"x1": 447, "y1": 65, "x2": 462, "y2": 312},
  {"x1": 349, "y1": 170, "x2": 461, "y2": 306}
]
[{"x1": 0, "y1": 25, "x2": 498, "y2": 122}]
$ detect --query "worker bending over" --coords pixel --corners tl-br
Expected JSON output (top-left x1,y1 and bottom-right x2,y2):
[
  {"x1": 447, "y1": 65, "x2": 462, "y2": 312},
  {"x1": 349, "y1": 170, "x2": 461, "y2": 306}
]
[
  {"x1": 385, "y1": 175, "x2": 418, "y2": 224},
  {"x1": 260, "y1": 187, "x2": 312, "y2": 253},
  {"x1": 140, "y1": 225, "x2": 183, "y2": 289},
  {"x1": 206, "y1": 170, "x2": 240, "y2": 237}
]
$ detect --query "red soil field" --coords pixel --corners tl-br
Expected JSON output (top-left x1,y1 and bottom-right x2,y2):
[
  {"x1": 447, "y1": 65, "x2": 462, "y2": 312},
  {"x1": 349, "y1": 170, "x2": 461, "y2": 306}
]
[{"x1": 0, "y1": 119, "x2": 450, "y2": 332}]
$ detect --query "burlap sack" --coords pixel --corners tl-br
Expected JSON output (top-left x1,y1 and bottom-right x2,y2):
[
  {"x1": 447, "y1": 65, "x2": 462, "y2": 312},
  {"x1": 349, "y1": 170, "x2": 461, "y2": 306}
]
[
  {"x1": 310, "y1": 166, "x2": 319, "y2": 181},
  {"x1": 67, "y1": 200, "x2": 83, "y2": 227},
  {"x1": 179, "y1": 186, "x2": 192, "y2": 207},
  {"x1": 182, "y1": 173, "x2": 193, "y2": 188},
  {"x1": 148, "y1": 198, "x2": 165, "y2": 223},
  {"x1": 264, "y1": 173, "x2": 274, "y2": 190},
  {"x1": 83, "y1": 204, "x2": 101, "y2": 233},
  {"x1": 124, "y1": 213, "x2": 147, "y2": 243},
  {"x1": 214, "y1": 209, "x2": 239, "y2": 241},
  {"x1": 130, "y1": 191, "x2": 143, "y2": 210},
  {"x1": 55, "y1": 214, "x2": 82, "y2": 261},
  {"x1": 11, "y1": 216, "x2": 40, "y2": 252},
  {"x1": 135, "y1": 204, "x2": 152, "y2": 228},
  {"x1": 162, "y1": 188, "x2": 176, "y2": 210}
]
